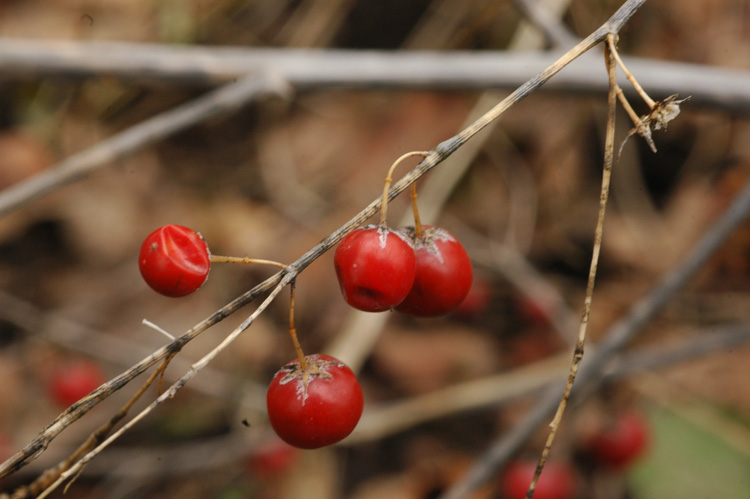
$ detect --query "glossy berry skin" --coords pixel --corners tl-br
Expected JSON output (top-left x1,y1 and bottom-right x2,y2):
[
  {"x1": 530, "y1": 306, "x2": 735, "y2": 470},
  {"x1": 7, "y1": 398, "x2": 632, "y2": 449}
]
[
  {"x1": 501, "y1": 461, "x2": 576, "y2": 499},
  {"x1": 395, "y1": 226, "x2": 473, "y2": 317},
  {"x1": 334, "y1": 225, "x2": 416, "y2": 312},
  {"x1": 584, "y1": 410, "x2": 649, "y2": 469},
  {"x1": 49, "y1": 359, "x2": 106, "y2": 407},
  {"x1": 138, "y1": 225, "x2": 210, "y2": 297},
  {"x1": 266, "y1": 354, "x2": 363, "y2": 449}
]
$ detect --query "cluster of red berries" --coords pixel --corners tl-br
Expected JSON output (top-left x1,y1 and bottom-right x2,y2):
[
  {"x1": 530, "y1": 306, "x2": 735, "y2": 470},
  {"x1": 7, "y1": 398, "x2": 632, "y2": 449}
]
[
  {"x1": 135, "y1": 152, "x2": 472, "y2": 449},
  {"x1": 137, "y1": 224, "x2": 364, "y2": 449},
  {"x1": 334, "y1": 224, "x2": 473, "y2": 316},
  {"x1": 333, "y1": 151, "x2": 473, "y2": 317}
]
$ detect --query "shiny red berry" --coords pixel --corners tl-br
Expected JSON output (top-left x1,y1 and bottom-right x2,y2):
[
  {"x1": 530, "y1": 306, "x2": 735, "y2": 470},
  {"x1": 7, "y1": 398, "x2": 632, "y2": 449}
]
[
  {"x1": 266, "y1": 354, "x2": 363, "y2": 449},
  {"x1": 334, "y1": 225, "x2": 416, "y2": 312},
  {"x1": 500, "y1": 461, "x2": 576, "y2": 499},
  {"x1": 395, "y1": 226, "x2": 473, "y2": 317},
  {"x1": 48, "y1": 359, "x2": 106, "y2": 407},
  {"x1": 584, "y1": 410, "x2": 650, "y2": 469},
  {"x1": 138, "y1": 225, "x2": 210, "y2": 297}
]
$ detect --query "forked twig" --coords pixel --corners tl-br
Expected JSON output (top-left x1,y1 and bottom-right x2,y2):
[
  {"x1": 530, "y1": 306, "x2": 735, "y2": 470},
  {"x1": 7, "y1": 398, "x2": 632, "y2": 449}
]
[
  {"x1": 608, "y1": 35, "x2": 689, "y2": 155},
  {"x1": 35, "y1": 277, "x2": 291, "y2": 498},
  {"x1": 0, "y1": 271, "x2": 281, "y2": 479},
  {"x1": 6, "y1": 353, "x2": 177, "y2": 499}
]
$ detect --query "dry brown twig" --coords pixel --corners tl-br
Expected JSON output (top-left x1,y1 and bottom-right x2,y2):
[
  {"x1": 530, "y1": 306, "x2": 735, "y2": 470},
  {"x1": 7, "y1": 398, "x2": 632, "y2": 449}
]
[
  {"x1": 7, "y1": 352, "x2": 177, "y2": 499},
  {"x1": 13, "y1": 319, "x2": 748, "y2": 486},
  {"x1": 0, "y1": 0, "x2": 671, "y2": 496},
  {"x1": 522, "y1": 32, "x2": 620, "y2": 499},
  {"x1": 447, "y1": 26, "x2": 691, "y2": 499},
  {"x1": 34, "y1": 279, "x2": 292, "y2": 499}
]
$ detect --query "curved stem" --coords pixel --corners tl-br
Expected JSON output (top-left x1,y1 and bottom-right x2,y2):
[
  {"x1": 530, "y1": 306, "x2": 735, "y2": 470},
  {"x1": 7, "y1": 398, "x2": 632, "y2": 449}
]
[
  {"x1": 607, "y1": 35, "x2": 655, "y2": 109},
  {"x1": 210, "y1": 255, "x2": 287, "y2": 269},
  {"x1": 379, "y1": 151, "x2": 430, "y2": 226}
]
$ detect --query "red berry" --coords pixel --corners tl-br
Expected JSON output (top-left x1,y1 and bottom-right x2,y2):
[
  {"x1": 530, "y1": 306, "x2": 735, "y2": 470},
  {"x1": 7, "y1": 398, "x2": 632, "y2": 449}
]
[
  {"x1": 138, "y1": 225, "x2": 210, "y2": 297},
  {"x1": 452, "y1": 275, "x2": 492, "y2": 319},
  {"x1": 266, "y1": 354, "x2": 363, "y2": 449},
  {"x1": 49, "y1": 359, "x2": 106, "y2": 407},
  {"x1": 0, "y1": 431, "x2": 12, "y2": 464},
  {"x1": 334, "y1": 225, "x2": 416, "y2": 312},
  {"x1": 246, "y1": 438, "x2": 299, "y2": 478},
  {"x1": 516, "y1": 294, "x2": 557, "y2": 328},
  {"x1": 395, "y1": 226, "x2": 473, "y2": 317},
  {"x1": 584, "y1": 410, "x2": 649, "y2": 469},
  {"x1": 501, "y1": 461, "x2": 576, "y2": 499}
]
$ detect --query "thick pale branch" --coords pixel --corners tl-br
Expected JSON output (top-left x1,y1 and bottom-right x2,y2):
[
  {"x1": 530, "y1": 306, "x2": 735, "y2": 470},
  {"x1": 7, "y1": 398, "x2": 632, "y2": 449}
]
[{"x1": 0, "y1": 40, "x2": 748, "y2": 110}]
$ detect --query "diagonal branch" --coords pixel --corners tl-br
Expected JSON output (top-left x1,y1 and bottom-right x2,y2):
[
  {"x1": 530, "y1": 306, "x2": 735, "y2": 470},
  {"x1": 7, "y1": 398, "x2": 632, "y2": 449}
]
[
  {"x1": 0, "y1": 72, "x2": 292, "y2": 217},
  {"x1": 35, "y1": 275, "x2": 293, "y2": 499}
]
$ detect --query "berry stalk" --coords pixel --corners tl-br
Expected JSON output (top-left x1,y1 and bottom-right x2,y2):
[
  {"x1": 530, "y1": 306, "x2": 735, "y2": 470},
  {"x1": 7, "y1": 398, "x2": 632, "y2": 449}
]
[
  {"x1": 210, "y1": 255, "x2": 287, "y2": 269},
  {"x1": 378, "y1": 151, "x2": 429, "y2": 226},
  {"x1": 410, "y1": 183, "x2": 424, "y2": 238},
  {"x1": 286, "y1": 280, "x2": 308, "y2": 371}
]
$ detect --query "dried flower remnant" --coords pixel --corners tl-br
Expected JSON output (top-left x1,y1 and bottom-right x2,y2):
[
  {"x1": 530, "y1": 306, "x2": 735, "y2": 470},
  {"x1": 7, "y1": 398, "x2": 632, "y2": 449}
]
[
  {"x1": 620, "y1": 94, "x2": 689, "y2": 154},
  {"x1": 651, "y1": 94, "x2": 689, "y2": 131},
  {"x1": 607, "y1": 35, "x2": 689, "y2": 155}
]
